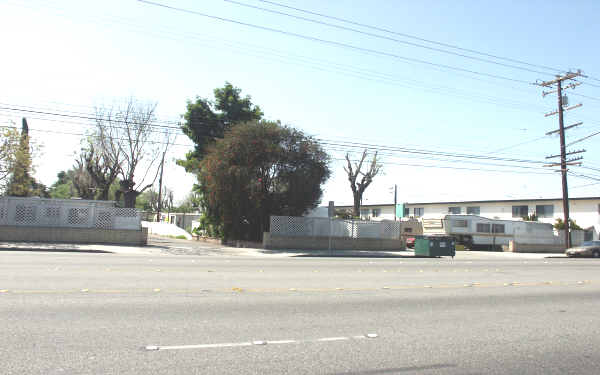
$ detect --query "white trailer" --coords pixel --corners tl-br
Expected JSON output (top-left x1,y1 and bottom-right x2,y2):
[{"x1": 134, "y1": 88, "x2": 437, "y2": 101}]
[{"x1": 421, "y1": 214, "x2": 555, "y2": 250}]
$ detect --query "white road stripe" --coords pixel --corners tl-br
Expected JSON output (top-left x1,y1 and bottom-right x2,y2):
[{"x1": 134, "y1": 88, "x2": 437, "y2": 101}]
[
  {"x1": 316, "y1": 337, "x2": 349, "y2": 342},
  {"x1": 154, "y1": 342, "x2": 253, "y2": 350},
  {"x1": 146, "y1": 333, "x2": 377, "y2": 351}
]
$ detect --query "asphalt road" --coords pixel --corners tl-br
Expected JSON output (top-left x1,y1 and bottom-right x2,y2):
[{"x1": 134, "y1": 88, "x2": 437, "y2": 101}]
[{"x1": 1, "y1": 245, "x2": 600, "y2": 375}]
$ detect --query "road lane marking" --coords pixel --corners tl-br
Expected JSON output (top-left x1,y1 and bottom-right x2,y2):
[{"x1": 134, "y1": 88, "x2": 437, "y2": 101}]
[
  {"x1": 149, "y1": 342, "x2": 253, "y2": 350},
  {"x1": 146, "y1": 334, "x2": 377, "y2": 351}
]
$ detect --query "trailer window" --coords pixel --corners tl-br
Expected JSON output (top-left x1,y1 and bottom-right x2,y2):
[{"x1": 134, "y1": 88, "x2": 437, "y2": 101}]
[
  {"x1": 492, "y1": 224, "x2": 505, "y2": 234},
  {"x1": 476, "y1": 223, "x2": 491, "y2": 233},
  {"x1": 452, "y1": 219, "x2": 468, "y2": 228}
]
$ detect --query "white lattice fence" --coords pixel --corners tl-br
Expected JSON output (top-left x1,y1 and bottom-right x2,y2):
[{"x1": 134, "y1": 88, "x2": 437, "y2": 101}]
[
  {"x1": 0, "y1": 197, "x2": 141, "y2": 230},
  {"x1": 270, "y1": 216, "x2": 400, "y2": 239}
]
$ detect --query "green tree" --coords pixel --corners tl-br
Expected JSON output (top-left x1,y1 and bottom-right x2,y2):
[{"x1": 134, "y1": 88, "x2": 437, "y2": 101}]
[
  {"x1": 49, "y1": 171, "x2": 76, "y2": 199},
  {"x1": 178, "y1": 82, "x2": 263, "y2": 173},
  {"x1": 0, "y1": 127, "x2": 20, "y2": 194},
  {"x1": 198, "y1": 120, "x2": 330, "y2": 241},
  {"x1": 554, "y1": 218, "x2": 583, "y2": 230},
  {"x1": 6, "y1": 118, "x2": 34, "y2": 197},
  {"x1": 174, "y1": 190, "x2": 201, "y2": 213}
]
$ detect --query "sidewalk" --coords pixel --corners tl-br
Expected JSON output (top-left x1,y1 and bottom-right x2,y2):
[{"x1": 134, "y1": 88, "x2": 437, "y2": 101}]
[{"x1": 0, "y1": 238, "x2": 567, "y2": 259}]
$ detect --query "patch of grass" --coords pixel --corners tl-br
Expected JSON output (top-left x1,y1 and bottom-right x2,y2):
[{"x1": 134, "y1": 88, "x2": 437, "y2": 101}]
[{"x1": 166, "y1": 235, "x2": 189, "y2": 240}]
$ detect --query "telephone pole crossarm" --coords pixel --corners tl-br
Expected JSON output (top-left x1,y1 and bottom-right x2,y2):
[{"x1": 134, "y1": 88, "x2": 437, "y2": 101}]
[
  {"x1": 546, "y1": 122, "x2": 583, "y2": 135},
  {"x1": 545, "y1": 149, "x2": 586, "y2": 159}
]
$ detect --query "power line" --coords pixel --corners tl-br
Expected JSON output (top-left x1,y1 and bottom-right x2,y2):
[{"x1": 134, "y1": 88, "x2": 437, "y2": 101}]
[
  {"x1": 253, "y1": 0, "x2": 566, "y2": 74},
  {"x1": 334, "y1": 157, "x2": 554, "y2": 176},
  {"x1": 1, "y1": 123, "x2": 553, "y2": 177},
  {"x1": 331, "y1": 147, "x2": 550, "y2": 172},
  {"x1": 224, "y1": 0, "x2": 556, "y2": 76},
  {"x1": 0, "y1": 106, "x2": 182, "y2": 130},
  {"x1": 137, "y1": 0, "x2": 532, "y2": 84},
  {"x1": 0, "y1": 124, "x2": 191, "y2": 148},
  {"x1": 0, "y1": 103, "x2": 551, "y2": 166},
  {"x1": 317, "y1": 139, "x2": 547, "y2": 165},
  {"x1": 8, "y1": 1, "x2": 562, "y2": 113}
]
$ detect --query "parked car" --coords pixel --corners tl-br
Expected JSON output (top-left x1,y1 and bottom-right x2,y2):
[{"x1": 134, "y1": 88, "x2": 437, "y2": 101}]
[
  {"x1": 406, "y1": 237, "x2": 415, "y2": 249},
  {"x1": 565, "y1": 241, "x2": 600, "y2": 258}
]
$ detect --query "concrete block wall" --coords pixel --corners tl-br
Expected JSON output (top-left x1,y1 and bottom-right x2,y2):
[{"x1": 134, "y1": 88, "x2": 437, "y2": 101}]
[
  {"x1": 0, "y1": 226, "x2": 148, "y2": 246},
  {"x1": 263, "y1": 232, "x2": 404, "y2": 251},
  {"x1": 505, "y1": 240, "x2": 564, "y2": 253}
]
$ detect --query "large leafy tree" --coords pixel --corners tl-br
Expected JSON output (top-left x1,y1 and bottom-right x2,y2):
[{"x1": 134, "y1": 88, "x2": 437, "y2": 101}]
[
  {"x1": 178, "y1": 82, "x2": 263, "y2": 173},
  {"x1": 199, "y1": 120, "x2": 330, "y2": 241}
]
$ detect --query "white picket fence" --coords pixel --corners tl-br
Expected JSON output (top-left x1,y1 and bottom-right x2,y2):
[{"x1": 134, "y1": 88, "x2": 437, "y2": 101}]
[
  {"x1": 270, "y1": 215, "x2": 401, "y2": 239},
  {"x1": 0, "y1": 196, "x2": 141, "y2": 230}
]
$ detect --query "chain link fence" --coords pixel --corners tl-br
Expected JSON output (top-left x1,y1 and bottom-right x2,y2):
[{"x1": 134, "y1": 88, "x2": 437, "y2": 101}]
[
  {"x1": 270, "y1": 215, "x2": 401, "y2": 239},
  {"x1": 0, "y1": 197, "x2": 141, "y2": 230}
]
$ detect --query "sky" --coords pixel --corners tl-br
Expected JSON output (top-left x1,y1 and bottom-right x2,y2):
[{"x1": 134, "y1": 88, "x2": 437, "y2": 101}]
[{"x1": 1, "y1": 0, "x2": 599, "y2": 206}]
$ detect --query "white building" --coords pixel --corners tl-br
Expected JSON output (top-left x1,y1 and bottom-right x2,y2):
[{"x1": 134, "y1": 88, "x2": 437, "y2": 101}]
[{"x1": 335, "y1": 197, "x2": 600, "y2": 241}]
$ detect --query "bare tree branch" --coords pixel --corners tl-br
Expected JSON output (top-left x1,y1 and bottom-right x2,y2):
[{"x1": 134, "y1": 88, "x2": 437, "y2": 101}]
[{"x1": 343, "y1": 150, "x2": 382, "y2": 217}]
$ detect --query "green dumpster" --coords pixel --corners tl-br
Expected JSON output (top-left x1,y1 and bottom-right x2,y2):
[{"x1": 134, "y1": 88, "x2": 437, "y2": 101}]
[{"x1": 414, "y1": 235, "x2": 455, "y2": 257}]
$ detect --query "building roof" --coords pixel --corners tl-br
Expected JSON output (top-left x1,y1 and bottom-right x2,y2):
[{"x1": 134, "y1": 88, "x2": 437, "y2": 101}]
[
  {"x1": 335, "y1": 196, "x2": 600, "y2": 208},
  {"x1": 406, "y1": 197, "x2": 600, "y2": 205}
]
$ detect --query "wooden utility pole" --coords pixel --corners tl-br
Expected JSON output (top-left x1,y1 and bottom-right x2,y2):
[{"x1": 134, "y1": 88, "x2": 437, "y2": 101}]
[
  {"x1": 393, "y1": 184, "x2": 397, "y2": 221},
  {"x1": 537, "y1": 70, "x2": 585, "y2": 249},
  {"x1": 156, "y1": 150, "x2": 166, "y2": 222}
]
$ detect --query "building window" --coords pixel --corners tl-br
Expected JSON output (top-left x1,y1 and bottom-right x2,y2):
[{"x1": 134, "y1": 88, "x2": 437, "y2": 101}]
[
  {"x1": 492, "y1": 224, "x2": 505, "y2": 234},
  {"x1": 512, "y1": 205, "x2": 528, "y2": 218},
  {"x1": 467, "y1": 206, "x2": 480, "y2": 215},
  {"x1": 414, "y1": 207, "x2": 424, "y2": 217},
  {"x1": 452, "y1": 219, "x2": 468, "y2": 228},
  {"x1": 403, "y1": 207, "x2": 409, "y2": 217},
  {"x1": 476, "y1": 223, "x2": 491, "y2": 233},
  {"x1": 372, "y1": 208, "x2": 381, "y2": 218},
  {"x1": 536, "y1": 205, "x2": 554, "y2": 218},
  {"x1": 404, "y1": 227, "x2": 413, "y2": 233},
  {"x1": 448, "y1": 207, "x2": 461, "y2": 214},
  {"x1": 360, "y1": 209, "x2": 369, "y2": 219}
]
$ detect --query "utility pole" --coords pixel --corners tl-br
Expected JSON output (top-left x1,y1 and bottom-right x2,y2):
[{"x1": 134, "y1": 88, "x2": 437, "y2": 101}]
[
  {"x1": 536, "y1": 70, "x2": 586, "y2": 249},
  {"x1": 156, "y1": 150, "x2": 166, "y2": 222},
  {"x1": 393, "y1": 184, "x2": 397, "y2": 221}
]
